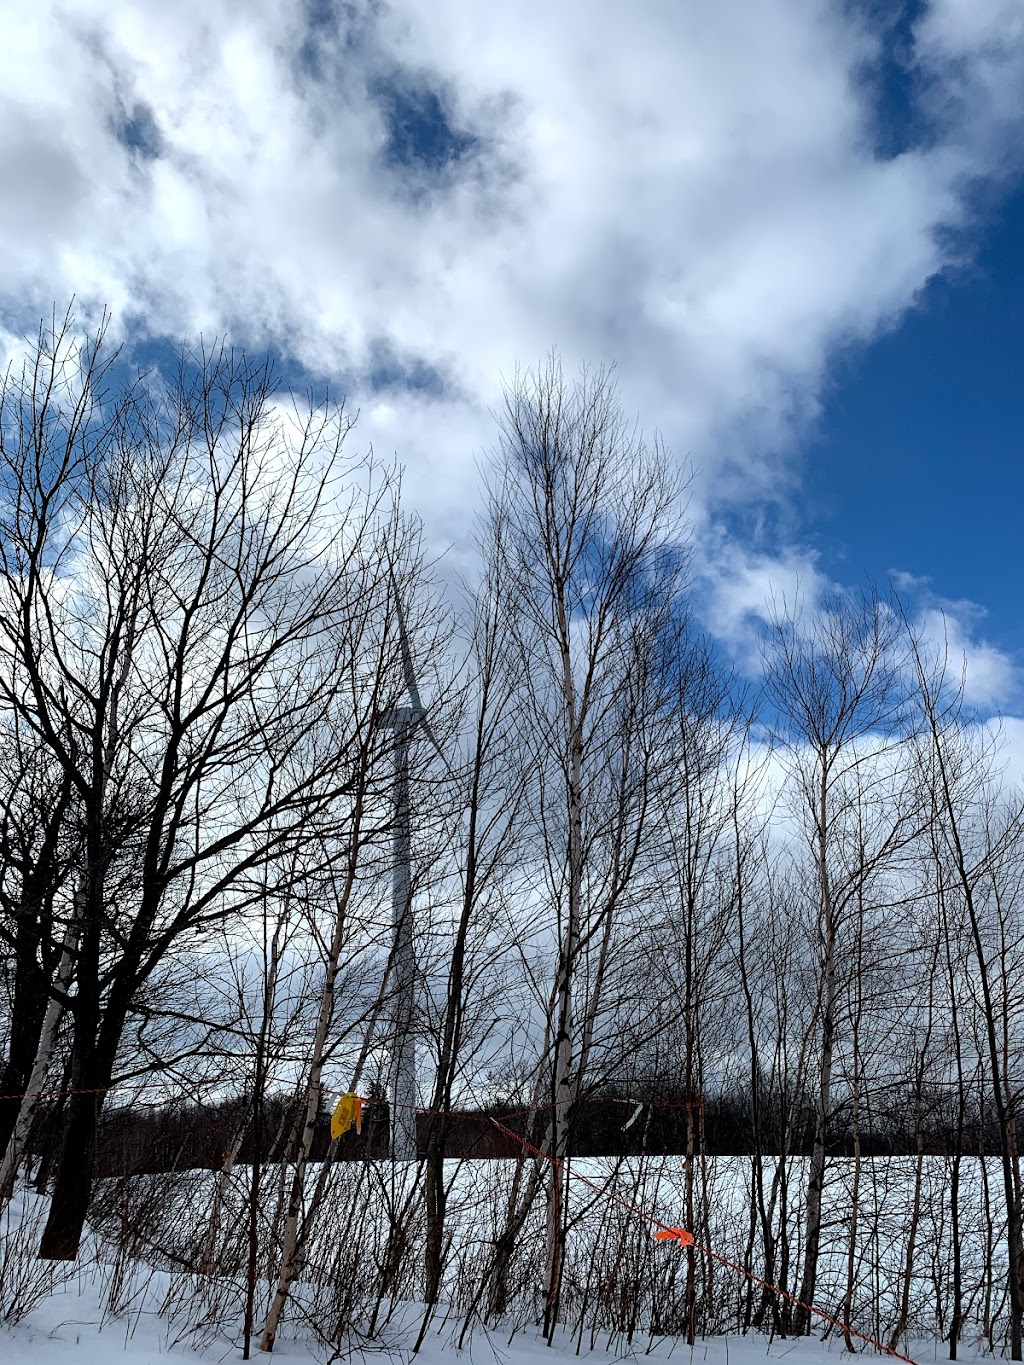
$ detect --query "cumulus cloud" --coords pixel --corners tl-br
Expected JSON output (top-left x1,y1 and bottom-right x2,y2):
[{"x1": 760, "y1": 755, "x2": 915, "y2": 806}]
[
  {"x1": 699, "y1": 547, "x2": 1021, "y2": 714},
  {"x1": 884, "y1": 567, "x2": 1020, "y2": 712},
  {"x1": 990, "y1": 715, "x2": 1024, "y2": 786},
  {"x1": 915, "y1": 0, "x2": 1024, "y2": 161},
  {"x1": 913, "y1": 602, "x2": 1020, "y2": 711},
  {"x1": 0, "y1": 0, "x2": 1022, "y2": 616},
  {"x1": 699, "y1": 540, "x2": 828, "y2": 669}
]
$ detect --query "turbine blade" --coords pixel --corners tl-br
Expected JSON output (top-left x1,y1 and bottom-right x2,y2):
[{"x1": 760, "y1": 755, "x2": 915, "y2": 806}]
[{"x1": 388, "y1": 557, "x2": 425, "y2": 716}]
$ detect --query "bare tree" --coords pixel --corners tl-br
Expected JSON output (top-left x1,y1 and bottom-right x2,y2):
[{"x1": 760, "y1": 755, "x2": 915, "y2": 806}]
[
  {"x1": 414, "y1": 527, "x2": 529, "y2": 1332},
  {"x1": 648, "y1": 637, "x2": 746, "y2": 1342},
  {"x1": 906, "y1": 619, "x2": 1024, "y2": 1358},
  {"x1": 259, "y1": 542, "x2": 446, "y2": 1352},
  {"x1": 0, "y1": 737, "x2": 74, "y2": 1161},
  {"x1": 0, "y1": 307, "x2": 422, "y2": 1260},
  {"x1": 761, "y1": 587, "x2": 920, "y2": 1332},
  {"x1": 482, "y1": 354, "x2": 686, "y2": 1335}
]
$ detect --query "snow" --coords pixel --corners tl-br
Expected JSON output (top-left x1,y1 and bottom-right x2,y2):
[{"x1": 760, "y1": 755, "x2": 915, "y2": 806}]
[
  {"x1": 0, "y1": 1167, "x2": 1007, "y2": 1365},
  {"x1": 0, "y1": 1259, "x2": 947, "y2": 1365}
]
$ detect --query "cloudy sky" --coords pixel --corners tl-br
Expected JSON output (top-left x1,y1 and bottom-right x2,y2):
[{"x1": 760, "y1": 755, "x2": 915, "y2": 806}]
[{"x1": 2, "y1": 0, "x2": 1022, "y2": 714}]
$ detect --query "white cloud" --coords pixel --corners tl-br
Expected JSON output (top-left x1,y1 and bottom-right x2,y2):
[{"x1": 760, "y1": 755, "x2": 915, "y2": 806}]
[
  {"x1": 989, "y1": 715, "x2": 1024, "y2": 787},
  {"x1": 697, "y1": 546, "x2": 1021, "y2": 717},
  {"x1": 913, "y1": 602, "x2": 1020, "y2": 711},
  {"x1": 1, "y1": 0, "x2": 1023, "y2": 643},
  {"x1": 915, "y1": 0, "x2": 1024, "y2": 161},
  {"x1": 888, "y1": 568, "x2": 1020, "y2": 712},
  {"x1": 700, "y1": 541, "x2": 828, "y2": 669}
]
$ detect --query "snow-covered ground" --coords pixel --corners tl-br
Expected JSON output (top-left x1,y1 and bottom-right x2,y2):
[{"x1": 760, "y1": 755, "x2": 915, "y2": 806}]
[
  {"x1": 0, "y1": 1278, "x2": 947, "y2": 1365},
  {"x1": 0, "y1": 1159, "x2": 1009, "y2": 1365},
  {"x1": 0, "y1": 1239, "x2": 967, "y2": 1365}
]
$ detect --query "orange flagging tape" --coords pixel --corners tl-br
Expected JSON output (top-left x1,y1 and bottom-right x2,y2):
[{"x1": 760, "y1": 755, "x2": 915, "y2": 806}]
[{"x1": 653, "y1": 1227, "x2": 694, "y2": 1247}]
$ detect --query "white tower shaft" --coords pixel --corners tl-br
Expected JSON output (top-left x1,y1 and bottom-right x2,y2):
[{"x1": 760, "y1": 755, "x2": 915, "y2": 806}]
[{"x1": 390, "y1": 704, "x2": 418, "y2": 1160}]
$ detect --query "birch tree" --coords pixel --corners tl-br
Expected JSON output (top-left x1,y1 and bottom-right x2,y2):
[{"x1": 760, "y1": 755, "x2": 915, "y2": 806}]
[
  {"x1": 414, "y1": 527, "x2": 529, "y2": 1327},
  {"x1": 259, "y1": 531, "x2": 444, "y2": 1353},
  {"x1": 907, "y1": 623, "x2": 1024, "y2": 1358},
  {"x1": 761, "y1": 589, "x2": 919, "y2": 1332},
  {"x1": 482, "y1": 355, "x2": 685, "y2": 1334}
]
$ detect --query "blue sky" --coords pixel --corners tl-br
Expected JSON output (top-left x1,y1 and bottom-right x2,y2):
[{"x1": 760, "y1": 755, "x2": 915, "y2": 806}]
[
  {"x1": 800, "y1": 182, "x2": 1024, "y2": 654},
  {"x1": 0, "y1": 0, "x2": 1022, "y2": 719}
]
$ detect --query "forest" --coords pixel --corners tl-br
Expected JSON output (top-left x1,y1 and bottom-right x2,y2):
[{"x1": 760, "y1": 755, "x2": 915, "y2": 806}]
[{"x1": 1, "y1": 310, "x2": 1022, "y2": 1360}]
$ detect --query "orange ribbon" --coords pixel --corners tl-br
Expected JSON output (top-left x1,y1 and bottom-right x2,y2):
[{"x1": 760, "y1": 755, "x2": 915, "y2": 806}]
[{"x1": 653, "y1": 1227, "x2": 694, "y2": 1247}]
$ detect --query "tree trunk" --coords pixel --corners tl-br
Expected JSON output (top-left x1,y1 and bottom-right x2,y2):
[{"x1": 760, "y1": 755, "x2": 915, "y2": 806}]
[
  {"x1": 794, "y1": 774, "x2": 837, "y2": 1335},
  {"x1": 795, "y1": 1084, "x2": 833, "y2": 1336},
  {"x1": 683, "y1": 961, "x2": 697, "y2": 1346},
  {"x1": 0, "y1": 923, "x2": 51, "y2": 1158},
  {"x1": 0, "y1": 914, "x2": 78, "y2": 1206},
  {"x1": 36, "y1": 1028, "x2": 114, "y2": 1260},
  {"x1": 543, "y1": 603, "x2": 583, "y2": 1340},
  {"x1": 842, "y1": 1070, "x2": 862, "y2": 1350},
  {"x1": 260, "y1": 895, "x2": 351, "y2": 1353}
]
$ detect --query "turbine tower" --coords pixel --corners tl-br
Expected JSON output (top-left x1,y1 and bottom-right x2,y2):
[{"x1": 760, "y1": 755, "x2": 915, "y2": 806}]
[{"x1": 388, "y1": 576, "x2": 428, "y2": 1161}]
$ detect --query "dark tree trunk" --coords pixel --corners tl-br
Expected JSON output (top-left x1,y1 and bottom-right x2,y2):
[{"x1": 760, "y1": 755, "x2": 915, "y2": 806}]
[
  {"x1": 0, "y1": 990, "x2": 47, "y2": 1154},
  {"x1": 37, "y1": 959, "x2": 121, "y2": 1262},
  {"x1": 423, "y1": 1129, "x2": 447, "y2": 1307},
  {"x1": 37, "y1": 1041, "x2": 114, "y2": 1260}
]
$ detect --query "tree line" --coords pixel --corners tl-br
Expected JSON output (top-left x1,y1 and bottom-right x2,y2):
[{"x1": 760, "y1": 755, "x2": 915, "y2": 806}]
[
  {"x1": 0, "y1": 311, "x2": 1022, "y2": 1359},
  {"x1": 22, "y1": 1080, "x2": 1020, "y2": 1184}
]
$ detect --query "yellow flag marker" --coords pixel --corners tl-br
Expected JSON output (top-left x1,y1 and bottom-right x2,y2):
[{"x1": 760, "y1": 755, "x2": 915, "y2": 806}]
[{"x1": 331, "y1": 1091, "x2": 364, "y2": 1139}]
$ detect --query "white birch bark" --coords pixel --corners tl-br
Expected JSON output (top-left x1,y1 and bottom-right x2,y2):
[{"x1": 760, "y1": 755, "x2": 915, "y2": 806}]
[{"x1": 0, "y1": 891, "x2": 81, "y2": 1207}]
